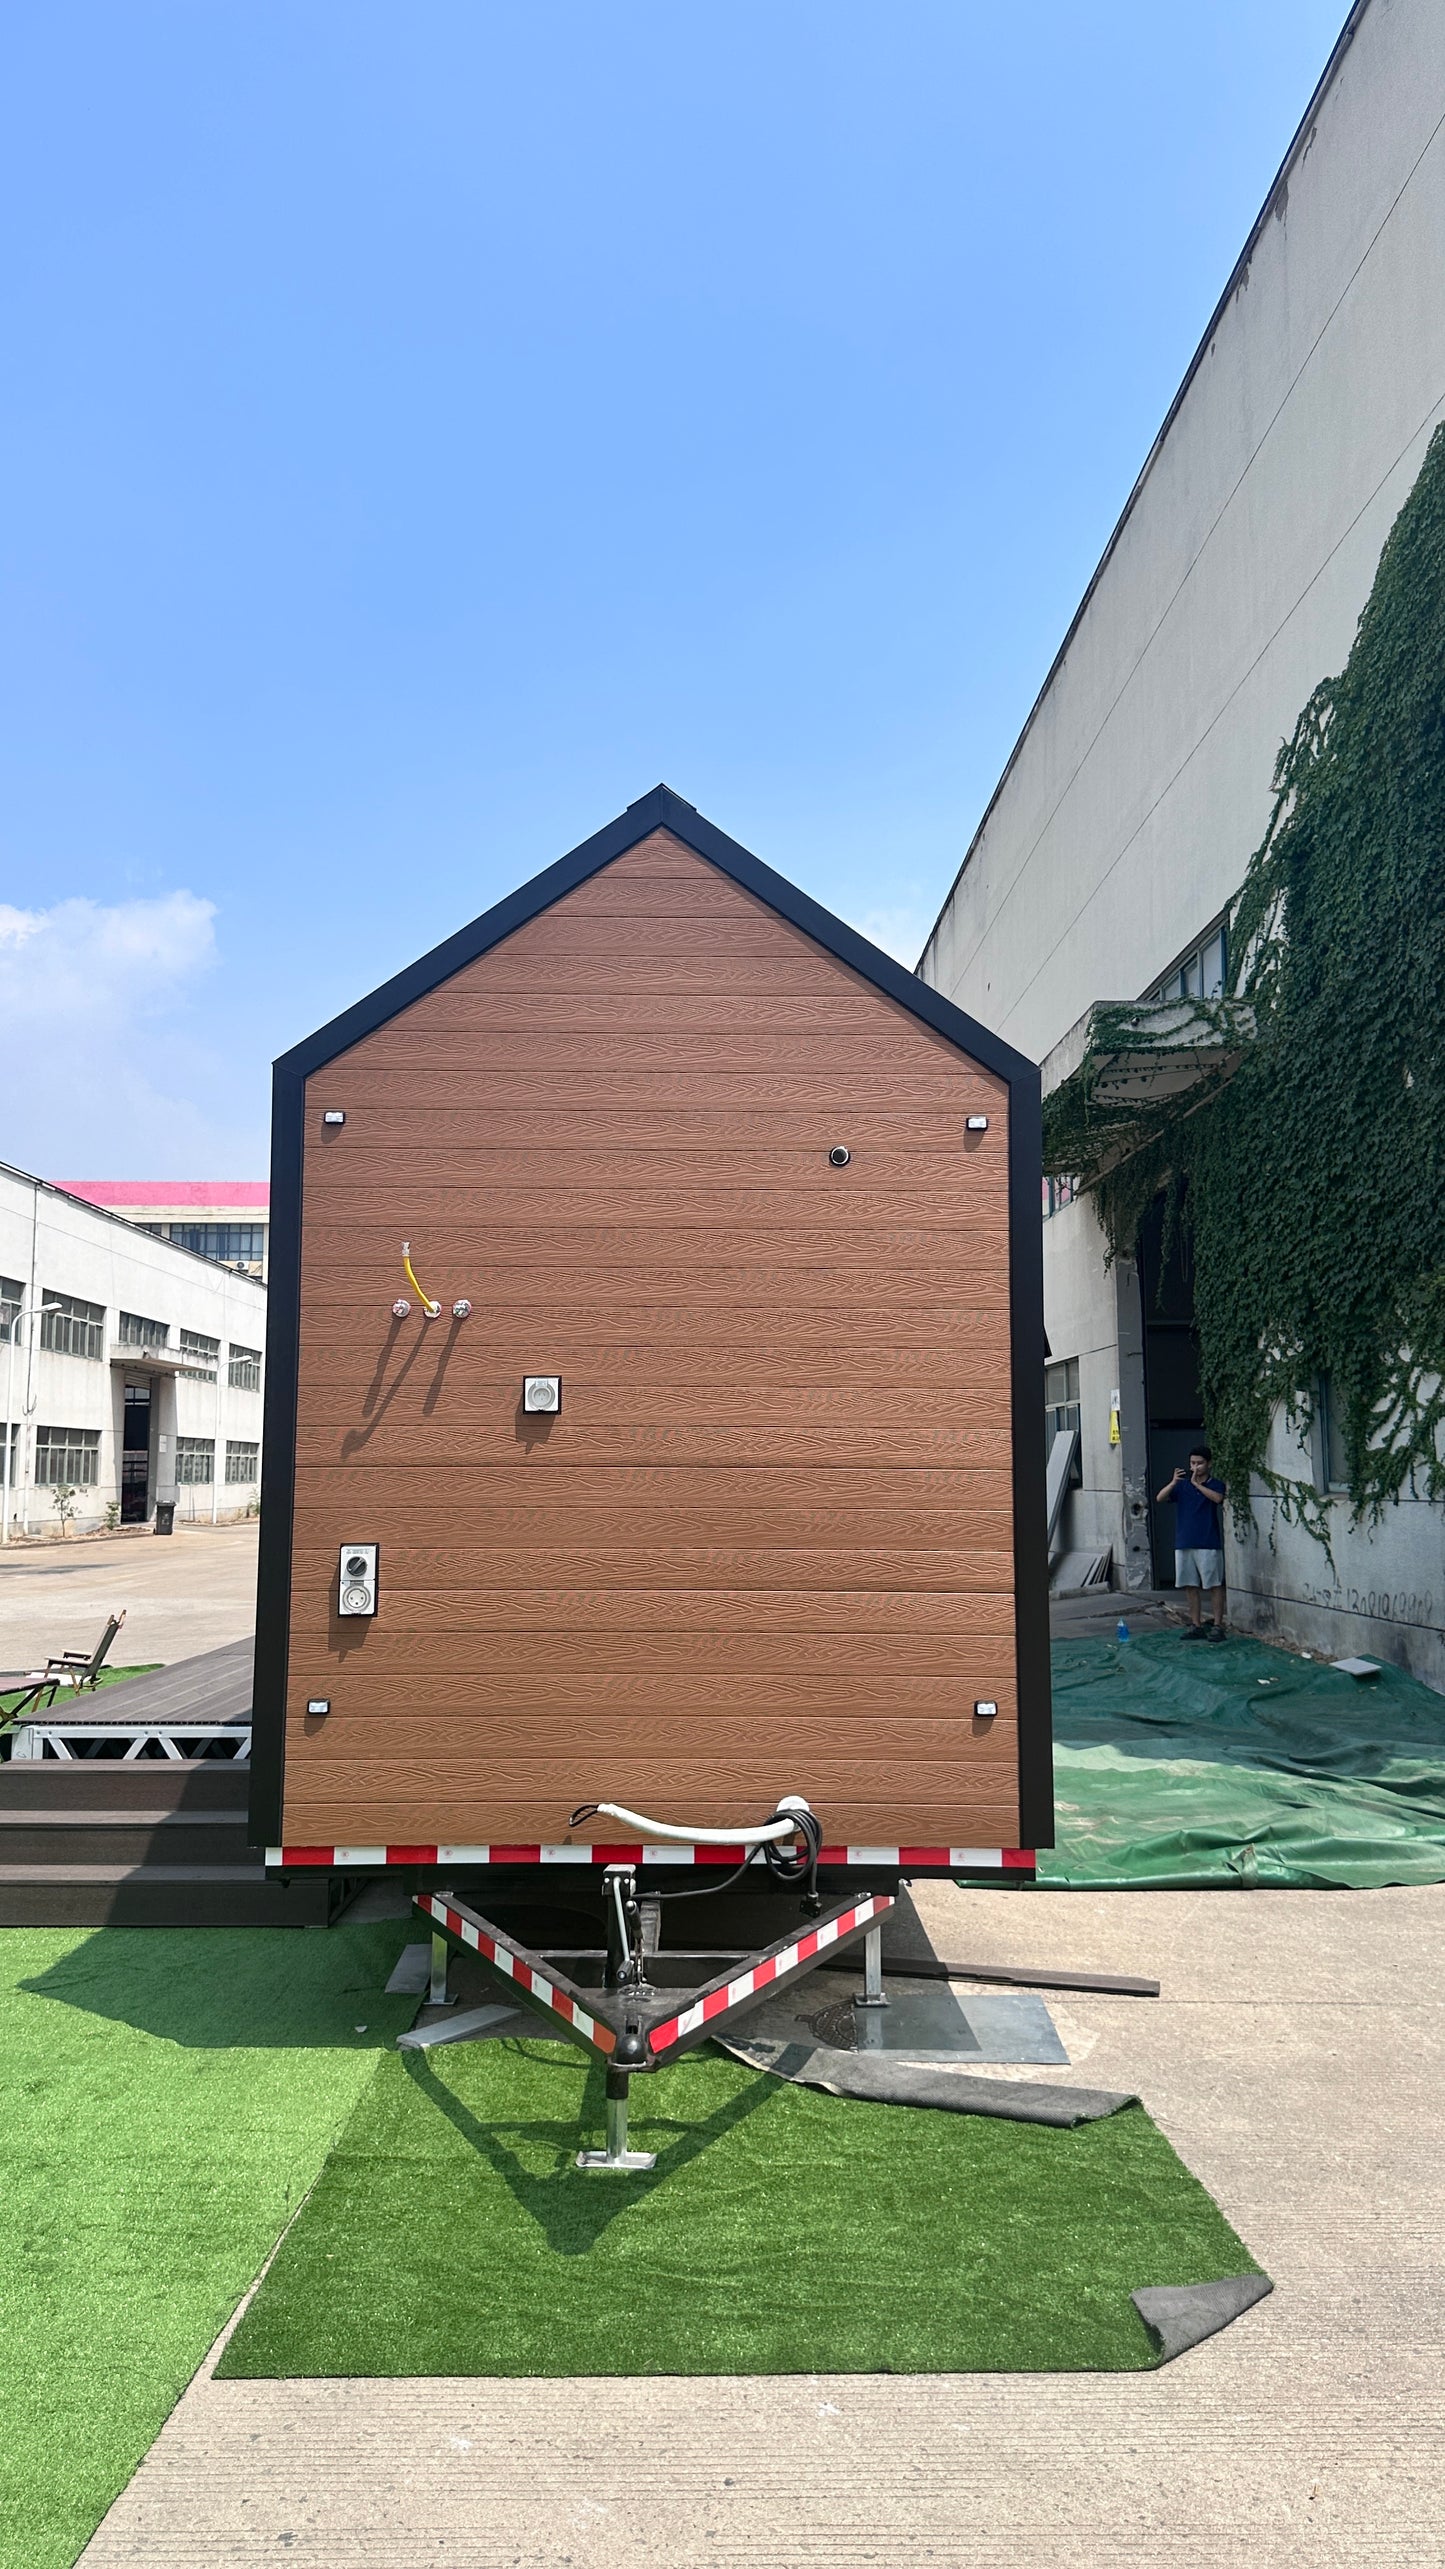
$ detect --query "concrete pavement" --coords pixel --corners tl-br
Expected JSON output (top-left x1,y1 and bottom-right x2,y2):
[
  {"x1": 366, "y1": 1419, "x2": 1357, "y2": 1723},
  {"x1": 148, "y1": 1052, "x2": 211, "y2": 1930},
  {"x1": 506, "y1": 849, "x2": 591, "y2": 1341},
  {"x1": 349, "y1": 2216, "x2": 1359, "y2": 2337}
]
[
  {"x1": 77, "y1": 1877, "x2": 1445, "y2": 2565},
  {"x1": 0, "y1": 1521, "x2": 258, "y2": 1674}
]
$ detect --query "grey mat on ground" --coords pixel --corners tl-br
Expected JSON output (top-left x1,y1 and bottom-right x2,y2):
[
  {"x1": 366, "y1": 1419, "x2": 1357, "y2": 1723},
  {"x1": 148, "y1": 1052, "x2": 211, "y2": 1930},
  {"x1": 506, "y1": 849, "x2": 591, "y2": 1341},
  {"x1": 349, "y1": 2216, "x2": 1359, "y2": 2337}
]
[
  {"x1": 1132, "y1": 2274, "x2": 1274, "y2": 2361},
  {"x1": 804, "y1": 1985, "x2": 1070, "y2": 2063},
  {"x1": 384, "y1": 1943, "x2": 433, "y2": 1994},
  {"x1": 397, "y1": 2002, "x2": 518, "y2": 2050},
  {"x1": 720, "y1": 2033, "x2": 1135, "y2": 2125}
]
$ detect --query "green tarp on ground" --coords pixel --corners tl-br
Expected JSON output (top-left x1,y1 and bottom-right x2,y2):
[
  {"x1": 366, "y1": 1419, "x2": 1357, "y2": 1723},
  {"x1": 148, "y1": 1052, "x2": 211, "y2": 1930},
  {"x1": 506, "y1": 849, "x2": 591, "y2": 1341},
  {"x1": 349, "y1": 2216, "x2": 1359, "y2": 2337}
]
[{"x1": 1041, "y1": 1630, "x2": 1445, "y2": 1889}]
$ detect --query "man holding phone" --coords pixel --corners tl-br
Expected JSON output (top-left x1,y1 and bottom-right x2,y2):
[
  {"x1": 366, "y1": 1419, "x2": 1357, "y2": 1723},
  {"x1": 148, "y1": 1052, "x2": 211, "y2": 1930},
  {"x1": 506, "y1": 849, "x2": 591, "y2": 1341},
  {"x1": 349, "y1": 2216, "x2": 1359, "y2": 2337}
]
[{"x1": 1158, "y1": 1445, "x2": 1227, "y2": 1638}]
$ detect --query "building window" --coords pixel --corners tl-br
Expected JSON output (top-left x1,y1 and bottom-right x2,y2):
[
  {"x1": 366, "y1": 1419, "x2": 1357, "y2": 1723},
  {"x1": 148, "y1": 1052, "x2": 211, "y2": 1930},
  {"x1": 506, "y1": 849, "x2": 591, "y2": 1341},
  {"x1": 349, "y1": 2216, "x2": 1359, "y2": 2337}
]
[
  {"x1": 0, "y1": 1277, "x2": 21, "y2": 1344},
  {"x1": 225, "y1": 1439, "x2": 260, "y2": 1483},
  {"x1": 1150, "y1": 923, "x2": 1228, "y2": 1004},
  {"x1": 1316, "y1": 1375, "x2": 1350, "y2": 1492},
  {"x1": 35, "y1": 1426, "x2": 100, "y2": 1486},
  {"x1": 0, "y1": 1425, "x2": 17, "y2": 1483},
  {"x1": 168, "y1": 1223, "x2": 267, "y2": 1266},
  {"x1": 175, "y1": 1437, "x2": 215, "y2": 1485},
  {"x1": 179, "y1": 1328, "x2": 220, "y2": 1381},
  {"x1": 1042, "y1": 1174, "x2": 1077, "y2": 1220},
  {"x1": 228, "y1": 1343, "x2": 262, "y2": 1392},
  {"x1": 119, "y1": 1311, "x2": 169, "y2": 1348},
  {"x1": 40, "y1": 1294, "x2": 105, "y2": 1361},
  {"x1": 1045, "y1": 1357, "x2": 1083, "y2": 1485}
]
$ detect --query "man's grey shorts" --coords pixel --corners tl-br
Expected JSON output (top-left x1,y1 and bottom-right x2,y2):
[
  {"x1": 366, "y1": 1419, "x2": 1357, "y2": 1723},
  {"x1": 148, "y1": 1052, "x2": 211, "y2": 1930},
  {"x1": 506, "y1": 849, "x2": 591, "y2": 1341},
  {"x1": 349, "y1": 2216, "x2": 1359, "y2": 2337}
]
[{"x1": 1176, "y1": 1548, "x2": 1224, "y2": 1589}]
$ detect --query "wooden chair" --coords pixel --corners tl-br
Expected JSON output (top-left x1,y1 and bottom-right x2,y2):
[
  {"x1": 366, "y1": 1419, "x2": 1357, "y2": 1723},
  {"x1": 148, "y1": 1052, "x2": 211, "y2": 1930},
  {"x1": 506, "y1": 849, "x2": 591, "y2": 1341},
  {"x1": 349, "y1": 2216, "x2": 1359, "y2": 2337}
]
[{"x1": 0, "y1": 1611, "x2": 127, "y2": 1723}]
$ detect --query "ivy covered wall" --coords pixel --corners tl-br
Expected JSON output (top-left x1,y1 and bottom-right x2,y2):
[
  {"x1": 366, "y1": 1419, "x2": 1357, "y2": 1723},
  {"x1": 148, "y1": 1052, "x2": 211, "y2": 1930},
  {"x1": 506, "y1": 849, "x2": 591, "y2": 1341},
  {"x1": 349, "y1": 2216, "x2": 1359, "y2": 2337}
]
[{"x1": 1044, "y1": 420, "x2": 1445, "y2": 1535}]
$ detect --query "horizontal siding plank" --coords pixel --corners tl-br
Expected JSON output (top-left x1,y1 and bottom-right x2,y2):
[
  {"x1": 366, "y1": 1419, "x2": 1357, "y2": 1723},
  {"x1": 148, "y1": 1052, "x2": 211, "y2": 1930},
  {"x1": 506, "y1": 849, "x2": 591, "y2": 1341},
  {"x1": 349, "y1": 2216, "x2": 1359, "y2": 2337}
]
[
  {"x1": 531, "y1": 875, "x2": 797, "y2": 919},
  {"x1": 296, "y1": 1387, "x2": 1011, "y2": 1430},
  {"x1": 291, "y1": 1465, "x2": 1013, "y2": 1509},
  {"x1": 332, "y1": 1032, "x2": 978, "y2": 1075},
  {"x1": 287, "y1": 1585, "x2": 1014, "y2": 1634},
  {"x1": 303, "y1": 1148, "x2": 1005, "y2": 1195},
  {"x1": 293, "y1": 1306, "x2": 1011, "y2": 1349},
  {"x1": 485, "y1": 913, "x2": 865, "y2": 952},
  {"x1": 275, "y1": 1668, "x2": 1015, "y2": 1716},
  {"x1": 354, "y1": 994, "x2": 973, "y2": 1035},
  {"x1": 292, "y1": 1424, "x2": 1013, "y2": 1468},
  {"x1": 282, "y1": 1714, "x2": 1012, "y2": 1759},
  {"x1": 299, "y1": 1226, "x2": 1009, "y2": 1268},
  {"x1": 296, "y1": 1186, "x2": 1007, "y2": 1228},
  {"x1": 297, "y1": 1261, "x2": 1007, "y2": 1303},
  {"x1": 303, "y1": 1108, "x2": 1003, "y2": 1151},
  {"x1": 412, "y1": 960, "x2": 894, "y2": 1002},
  {"x1": 289, "y1": 1546, "x2": 1014, "y2": 1592},
  {"x1": 288, "y1": 1503, "x2": 1010, "y2": 1548},
  {"x1": 282, "y1": 1751, "x2": 1016, "y2": 1802},
  {"x1": 314, "y1": 1071, "x2": 1005, "y2": 1112},
  {"x1": 295, "y1": 1338, "x2": 1009, "y2": 1389},
  {"x1": 282, "y1": 1629, "x2": 1013, "y2": 1676}
]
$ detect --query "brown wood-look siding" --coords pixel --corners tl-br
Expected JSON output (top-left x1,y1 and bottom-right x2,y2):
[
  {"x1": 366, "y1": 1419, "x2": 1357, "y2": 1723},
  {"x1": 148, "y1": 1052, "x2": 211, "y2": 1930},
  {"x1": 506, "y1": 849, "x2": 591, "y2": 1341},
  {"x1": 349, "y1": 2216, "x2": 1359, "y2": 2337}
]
[{"x1": 281, "y1": 831, "x2": 1018, "y2": 1847}]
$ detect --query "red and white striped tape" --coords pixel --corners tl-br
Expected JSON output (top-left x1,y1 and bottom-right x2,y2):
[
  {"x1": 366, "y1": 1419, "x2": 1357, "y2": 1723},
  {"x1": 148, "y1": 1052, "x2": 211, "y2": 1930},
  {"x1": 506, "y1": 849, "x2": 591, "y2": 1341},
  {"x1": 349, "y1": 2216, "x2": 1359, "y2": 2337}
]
[
  {"x1": 648, "y1": 1891, "x2": 895, "y2": 2055},
  {"x1": 269, "y1": 1840, "x2": 1034, "y2": 1871},
  {"x1": 414, "y1": 1891, "x2": 617, "y2": 2055}
]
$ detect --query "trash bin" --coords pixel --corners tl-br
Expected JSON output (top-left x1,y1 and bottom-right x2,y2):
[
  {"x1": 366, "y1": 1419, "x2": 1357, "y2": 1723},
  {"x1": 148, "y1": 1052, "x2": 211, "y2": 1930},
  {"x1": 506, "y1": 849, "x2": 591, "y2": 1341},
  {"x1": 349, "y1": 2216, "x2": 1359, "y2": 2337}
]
[{"x1": 154, "y1": 1500, "x2": 176, "y2": 1535}]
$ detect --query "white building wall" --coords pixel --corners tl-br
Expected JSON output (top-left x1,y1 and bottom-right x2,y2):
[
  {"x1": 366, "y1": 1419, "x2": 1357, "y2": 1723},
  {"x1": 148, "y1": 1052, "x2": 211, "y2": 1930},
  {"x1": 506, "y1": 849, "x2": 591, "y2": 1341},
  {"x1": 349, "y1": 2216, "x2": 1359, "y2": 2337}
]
[
  {"x1": 918, "y1": 0, "x2": 1445, "y2": 1682},
  {"x1": 0, "y1": 1165, "x2": 266, "y2": 1538}
]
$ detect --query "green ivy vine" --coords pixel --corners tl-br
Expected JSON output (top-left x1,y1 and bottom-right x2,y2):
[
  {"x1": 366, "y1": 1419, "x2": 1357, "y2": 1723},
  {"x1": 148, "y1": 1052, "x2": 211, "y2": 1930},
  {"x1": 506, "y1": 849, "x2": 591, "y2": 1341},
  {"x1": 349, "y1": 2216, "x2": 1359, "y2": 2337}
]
[{"x1": 1043, "y1": 418, "x2": 1445, "y2": 1534}]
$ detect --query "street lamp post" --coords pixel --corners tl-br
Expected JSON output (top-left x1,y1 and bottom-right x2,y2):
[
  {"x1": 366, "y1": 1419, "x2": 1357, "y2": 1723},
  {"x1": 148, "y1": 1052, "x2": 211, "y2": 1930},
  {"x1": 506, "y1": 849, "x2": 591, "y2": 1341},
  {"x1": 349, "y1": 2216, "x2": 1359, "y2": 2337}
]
[{"x1": 6, "y1": 1296, "x2": 65, "y2": 1544}]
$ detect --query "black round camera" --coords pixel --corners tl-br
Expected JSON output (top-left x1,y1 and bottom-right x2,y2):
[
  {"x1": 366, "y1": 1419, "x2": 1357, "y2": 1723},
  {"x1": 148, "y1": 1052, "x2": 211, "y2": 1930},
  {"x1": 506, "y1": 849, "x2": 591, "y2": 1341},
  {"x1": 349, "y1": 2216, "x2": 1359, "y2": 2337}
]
[{"x1": 828, "y1": 1145, "x2": 851, "y2": 1167}]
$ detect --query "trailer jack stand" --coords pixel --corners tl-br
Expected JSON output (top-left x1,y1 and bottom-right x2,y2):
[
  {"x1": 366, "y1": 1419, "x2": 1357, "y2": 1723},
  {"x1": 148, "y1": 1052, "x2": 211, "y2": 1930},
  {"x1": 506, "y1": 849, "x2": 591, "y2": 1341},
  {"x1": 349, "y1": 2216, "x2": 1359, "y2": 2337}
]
[
  {"x1": 577, "y1": 2065, "x2": 657, "y2": 2173},
  {"x1": 855, "y1": 1924, "x2": 888, "y2": 2010}
]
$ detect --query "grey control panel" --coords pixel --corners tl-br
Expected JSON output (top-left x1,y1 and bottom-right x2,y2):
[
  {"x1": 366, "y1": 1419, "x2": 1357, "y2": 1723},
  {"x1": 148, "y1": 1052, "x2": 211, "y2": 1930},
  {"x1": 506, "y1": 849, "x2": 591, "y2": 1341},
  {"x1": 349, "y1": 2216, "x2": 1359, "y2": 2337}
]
[{"x1": 338, "y1": 1542, "x2": 379, "y2": 1616}]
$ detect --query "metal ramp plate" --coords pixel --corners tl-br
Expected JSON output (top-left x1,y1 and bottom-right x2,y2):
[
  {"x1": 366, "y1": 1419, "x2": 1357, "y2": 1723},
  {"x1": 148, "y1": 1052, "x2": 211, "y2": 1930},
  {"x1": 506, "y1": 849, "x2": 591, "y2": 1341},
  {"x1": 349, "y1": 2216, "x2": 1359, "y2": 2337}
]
[{"x1": 805, "y1": 1985, "x2": 1069, "y2": 2065}]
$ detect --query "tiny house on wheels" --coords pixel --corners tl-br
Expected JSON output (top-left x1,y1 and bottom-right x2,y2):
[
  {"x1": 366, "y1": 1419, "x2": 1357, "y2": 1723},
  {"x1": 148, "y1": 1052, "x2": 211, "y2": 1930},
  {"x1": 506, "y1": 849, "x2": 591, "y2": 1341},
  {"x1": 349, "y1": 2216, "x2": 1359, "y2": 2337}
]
[{"x1": 253, "y1": 788, "x2": 1052, "y2": 2162}]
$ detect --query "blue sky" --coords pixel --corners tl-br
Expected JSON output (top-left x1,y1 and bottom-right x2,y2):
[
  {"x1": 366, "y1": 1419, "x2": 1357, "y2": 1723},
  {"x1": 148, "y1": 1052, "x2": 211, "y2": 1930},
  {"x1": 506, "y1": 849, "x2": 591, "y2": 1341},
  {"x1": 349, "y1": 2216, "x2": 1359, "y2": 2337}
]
[{"x1": 2, "y1": 0, "x2": 1346, "y2": 1177}]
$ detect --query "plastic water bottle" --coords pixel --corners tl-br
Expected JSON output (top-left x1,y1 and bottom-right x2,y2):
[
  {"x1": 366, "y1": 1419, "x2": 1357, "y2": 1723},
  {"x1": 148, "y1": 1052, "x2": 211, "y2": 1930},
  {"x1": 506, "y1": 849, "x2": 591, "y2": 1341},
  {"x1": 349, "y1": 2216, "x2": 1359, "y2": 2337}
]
[{"x1": 1116, "y1": 1617, "x2": 1131, "y2": 1643}]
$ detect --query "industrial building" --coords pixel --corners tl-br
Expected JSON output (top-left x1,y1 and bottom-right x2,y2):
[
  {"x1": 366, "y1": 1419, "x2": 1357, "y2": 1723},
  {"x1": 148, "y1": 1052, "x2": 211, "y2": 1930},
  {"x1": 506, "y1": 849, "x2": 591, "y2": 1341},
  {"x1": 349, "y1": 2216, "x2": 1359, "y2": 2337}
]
[
  {"x1": 0, "y1": 1163, "x2": 267, "y2": 1537},
  {"x1": 60, "y1": 1180, "x2": 271, "y2": 1281},
  {"x1": 918, "y1": 0, "x2": 1445, "y2": 1684}
]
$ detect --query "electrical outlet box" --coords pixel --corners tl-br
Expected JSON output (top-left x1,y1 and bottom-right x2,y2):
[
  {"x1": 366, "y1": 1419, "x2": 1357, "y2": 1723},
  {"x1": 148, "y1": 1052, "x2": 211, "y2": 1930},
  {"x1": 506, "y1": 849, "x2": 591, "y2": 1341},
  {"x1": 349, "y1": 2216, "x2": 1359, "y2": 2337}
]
[
  {"x1": 338, "y1": 1542, "x2": 379, "y2": 1616},
  {"x1": 523, "y1": 1376, "x2": 561, "y2": 1414}
]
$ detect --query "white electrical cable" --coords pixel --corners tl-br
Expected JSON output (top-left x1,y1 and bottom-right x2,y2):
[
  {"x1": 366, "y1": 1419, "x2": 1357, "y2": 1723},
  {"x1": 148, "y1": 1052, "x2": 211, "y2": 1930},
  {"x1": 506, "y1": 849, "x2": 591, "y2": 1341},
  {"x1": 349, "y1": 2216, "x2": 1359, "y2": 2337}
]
[{"x1": 583, "y1": 1794, "x2": 810, "y2": 1847}]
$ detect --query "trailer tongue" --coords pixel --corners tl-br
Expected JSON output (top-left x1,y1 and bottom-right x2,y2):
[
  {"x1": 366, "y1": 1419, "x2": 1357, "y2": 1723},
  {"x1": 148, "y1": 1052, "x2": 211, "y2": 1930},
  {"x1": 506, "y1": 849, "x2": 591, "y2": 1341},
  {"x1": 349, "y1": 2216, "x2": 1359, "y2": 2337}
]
[{"x1": 415, "y1": 1802, "x2": 894, "y2": 2170}]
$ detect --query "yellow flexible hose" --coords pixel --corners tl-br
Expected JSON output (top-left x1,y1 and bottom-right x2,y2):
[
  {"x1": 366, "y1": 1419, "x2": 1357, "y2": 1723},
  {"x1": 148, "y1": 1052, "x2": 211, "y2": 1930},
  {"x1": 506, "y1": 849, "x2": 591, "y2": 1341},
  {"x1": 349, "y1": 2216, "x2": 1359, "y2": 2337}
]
[{"x1": 400, "y1": 1241, "x2": 441, "y2": 1317}]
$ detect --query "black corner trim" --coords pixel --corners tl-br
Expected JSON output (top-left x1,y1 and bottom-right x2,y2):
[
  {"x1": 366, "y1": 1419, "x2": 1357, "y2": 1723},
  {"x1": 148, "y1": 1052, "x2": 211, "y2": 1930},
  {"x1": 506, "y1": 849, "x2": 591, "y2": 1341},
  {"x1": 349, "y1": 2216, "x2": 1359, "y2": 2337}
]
[
  {"x1": 248, "y1": 1063, "x2": 304, "y2": 1846},
  {"x1": 253, "y1": 784, "x2": 1054, "y2": 1852}
]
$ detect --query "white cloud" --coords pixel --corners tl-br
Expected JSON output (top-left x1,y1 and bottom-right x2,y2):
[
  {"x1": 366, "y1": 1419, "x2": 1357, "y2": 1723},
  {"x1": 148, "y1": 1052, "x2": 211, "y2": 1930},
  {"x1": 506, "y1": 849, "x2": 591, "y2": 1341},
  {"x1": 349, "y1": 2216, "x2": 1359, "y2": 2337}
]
[{"x1": 0, "y1": 890, "x2": 262, "y2": 1176}]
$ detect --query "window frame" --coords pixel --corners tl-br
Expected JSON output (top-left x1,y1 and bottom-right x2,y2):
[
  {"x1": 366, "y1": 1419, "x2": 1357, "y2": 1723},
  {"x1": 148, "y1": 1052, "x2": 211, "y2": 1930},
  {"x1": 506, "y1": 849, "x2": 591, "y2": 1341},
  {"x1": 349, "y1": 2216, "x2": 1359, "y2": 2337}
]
[
  {"x1": 34, "y1": 1425, "x2": 101, "y2": 1487},
  {"x1": 225, "y1": 1438, "x2": 260, "y2": 1484},
  {"x1": 39, "y1": 1293, "x2": 105, "y2": 1362},
  {"x1": 174, "y1": 1436, "x2": 216, "y2": 1486}
]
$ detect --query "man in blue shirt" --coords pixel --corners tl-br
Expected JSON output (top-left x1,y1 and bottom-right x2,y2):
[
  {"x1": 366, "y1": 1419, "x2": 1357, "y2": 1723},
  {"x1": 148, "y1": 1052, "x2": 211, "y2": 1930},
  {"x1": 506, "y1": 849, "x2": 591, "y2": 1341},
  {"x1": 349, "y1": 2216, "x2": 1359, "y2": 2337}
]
[{"x1": 1157, "y1": 1446, "x2": 1227, "y2": 1639}]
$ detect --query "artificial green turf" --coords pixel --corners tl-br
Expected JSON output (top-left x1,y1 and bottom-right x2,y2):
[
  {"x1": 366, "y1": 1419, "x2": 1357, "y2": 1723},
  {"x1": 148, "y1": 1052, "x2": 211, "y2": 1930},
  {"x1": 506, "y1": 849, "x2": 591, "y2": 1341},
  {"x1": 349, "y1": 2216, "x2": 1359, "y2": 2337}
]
[
  {"x1": 220, "y1": 2037, "x2": 1260, "y2": 2380},
  {"x1": 0, "y1": 1922, "x2": 416, "y2": 2569}
]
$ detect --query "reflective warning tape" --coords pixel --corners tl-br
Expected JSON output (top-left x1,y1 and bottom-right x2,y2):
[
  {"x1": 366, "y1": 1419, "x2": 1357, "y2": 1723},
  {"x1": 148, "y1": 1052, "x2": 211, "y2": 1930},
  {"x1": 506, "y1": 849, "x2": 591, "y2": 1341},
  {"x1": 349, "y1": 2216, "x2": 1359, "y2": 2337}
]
[
  {"x1": 267, "y1": 1841, "x2": 1034, "y2": 1872},
  {"x1": 415, "y1": 1890, "x2": 616, "y2": 2056},
  {"x1": 648, "y1": 1891, "x2": 895, "y2": 2056}
]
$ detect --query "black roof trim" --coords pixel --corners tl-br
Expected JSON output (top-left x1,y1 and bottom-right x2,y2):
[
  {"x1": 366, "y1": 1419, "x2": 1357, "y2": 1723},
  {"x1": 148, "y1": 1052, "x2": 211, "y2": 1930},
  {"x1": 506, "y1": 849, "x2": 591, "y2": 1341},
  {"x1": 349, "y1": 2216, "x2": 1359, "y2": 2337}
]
[{"x1": 278, "y1": 784, "x2": 1039, "y2": 1085}]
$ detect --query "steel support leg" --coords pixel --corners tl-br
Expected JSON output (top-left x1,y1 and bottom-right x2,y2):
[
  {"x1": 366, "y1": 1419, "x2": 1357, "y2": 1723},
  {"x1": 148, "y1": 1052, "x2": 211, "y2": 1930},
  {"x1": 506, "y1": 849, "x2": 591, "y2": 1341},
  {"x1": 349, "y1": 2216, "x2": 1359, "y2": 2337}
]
[
  {"x1": 576, "y1": 2065, "x2": 657, "y2": 2173},
  {"x1": 856, "y1": 1924, "x2": 888, "y2": 2009},
  {"x1": 429, "y1": 1930, "x2": 456, "y2": 2008}
]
